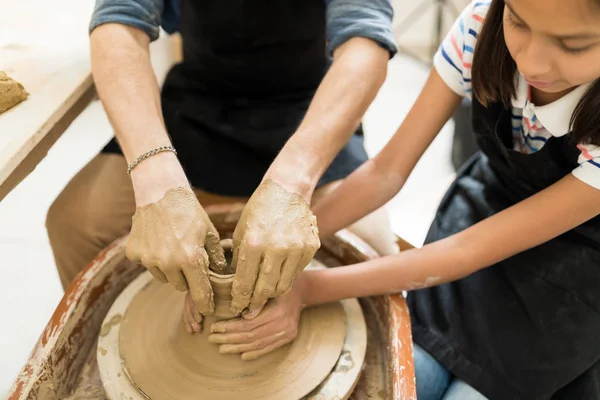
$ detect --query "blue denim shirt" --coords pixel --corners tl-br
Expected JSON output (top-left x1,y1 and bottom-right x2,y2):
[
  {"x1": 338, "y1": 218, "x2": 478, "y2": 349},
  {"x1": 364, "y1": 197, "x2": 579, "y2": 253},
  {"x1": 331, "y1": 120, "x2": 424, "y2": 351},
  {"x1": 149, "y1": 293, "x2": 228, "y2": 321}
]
[{"x1": 89, "y1": 0, "x2": 397, "y2": 56}]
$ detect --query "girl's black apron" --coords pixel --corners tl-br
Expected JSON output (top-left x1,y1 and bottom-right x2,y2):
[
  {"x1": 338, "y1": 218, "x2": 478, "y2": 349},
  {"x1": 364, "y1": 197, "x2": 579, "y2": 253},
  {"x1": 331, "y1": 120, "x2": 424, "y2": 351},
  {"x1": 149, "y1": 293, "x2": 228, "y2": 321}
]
[
  {"x1": 102, "y1": 0, "x2": 368, "y2": 196},
  {"x1": 408, "y1": 98, "x2": 600, "y2": 399}
]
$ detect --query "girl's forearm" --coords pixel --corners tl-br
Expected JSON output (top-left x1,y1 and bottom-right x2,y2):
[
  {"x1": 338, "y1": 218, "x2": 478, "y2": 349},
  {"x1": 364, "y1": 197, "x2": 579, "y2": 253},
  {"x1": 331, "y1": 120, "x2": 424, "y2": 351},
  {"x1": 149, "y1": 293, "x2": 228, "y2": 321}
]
[
  {"x1": 302, "y1": 174, "x2": 600, "y2": 306},
  {"x1": 313, "y1": 159, "x2": 406, "y2": 238},
  {"x1": 312, "y1": 69, "x2": 462, "y2": 238},
  {"x1": 301, "y1": 237, "x2": 465, "y2": 306}
]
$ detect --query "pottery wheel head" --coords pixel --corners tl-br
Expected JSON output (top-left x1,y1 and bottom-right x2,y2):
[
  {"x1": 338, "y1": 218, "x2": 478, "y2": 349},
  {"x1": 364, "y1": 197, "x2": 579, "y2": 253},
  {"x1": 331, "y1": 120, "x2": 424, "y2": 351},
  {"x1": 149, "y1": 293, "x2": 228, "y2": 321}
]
[{"x1": 116, "y1": 241, "x2": 349, "y2": 400}]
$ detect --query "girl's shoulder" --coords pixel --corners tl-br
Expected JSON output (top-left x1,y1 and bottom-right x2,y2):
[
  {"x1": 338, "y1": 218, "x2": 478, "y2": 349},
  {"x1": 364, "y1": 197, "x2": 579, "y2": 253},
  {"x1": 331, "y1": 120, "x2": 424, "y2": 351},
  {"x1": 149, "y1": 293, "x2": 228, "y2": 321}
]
[
  {"x1": 471, "y1": 1, "x2": 492, "y2": 20},
  {"x1": 433, "y1": 1, "x2": 492, "y2": 99},
  {"x1": 461, "y1": 1, "x2": 492, "y2": 45}
]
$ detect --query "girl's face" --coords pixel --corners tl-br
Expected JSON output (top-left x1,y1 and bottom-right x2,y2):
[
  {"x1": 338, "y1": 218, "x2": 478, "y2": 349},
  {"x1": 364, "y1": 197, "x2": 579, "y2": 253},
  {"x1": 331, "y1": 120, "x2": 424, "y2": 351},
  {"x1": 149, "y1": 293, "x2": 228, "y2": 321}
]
[{"x1": 503, "y1": 0, "x2": 600, "y2": 96}]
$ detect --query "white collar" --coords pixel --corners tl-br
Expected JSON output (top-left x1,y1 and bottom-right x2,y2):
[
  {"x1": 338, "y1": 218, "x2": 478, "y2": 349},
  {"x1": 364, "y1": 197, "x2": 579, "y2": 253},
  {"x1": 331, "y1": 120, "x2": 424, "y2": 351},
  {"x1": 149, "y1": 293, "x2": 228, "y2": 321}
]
[{"x1": 511, "y1": 75, "x2": 594, "y2": 137}]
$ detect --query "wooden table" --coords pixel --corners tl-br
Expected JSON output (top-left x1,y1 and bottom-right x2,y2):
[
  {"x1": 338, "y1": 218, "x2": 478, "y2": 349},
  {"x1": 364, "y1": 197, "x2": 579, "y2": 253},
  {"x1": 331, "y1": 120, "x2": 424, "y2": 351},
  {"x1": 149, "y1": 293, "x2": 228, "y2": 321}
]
[{"x1": 0, "y1": 0, "x2": 97, "y2": 201}]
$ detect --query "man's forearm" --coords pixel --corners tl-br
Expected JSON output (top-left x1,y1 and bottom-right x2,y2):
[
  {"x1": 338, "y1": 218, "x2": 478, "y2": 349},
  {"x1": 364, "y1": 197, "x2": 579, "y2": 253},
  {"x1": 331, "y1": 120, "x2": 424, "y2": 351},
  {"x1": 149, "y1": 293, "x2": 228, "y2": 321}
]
[
  {"x1": 90, "y1": 23, "x2": 189, "y2": 205},
  {"x1": 263, "y1": 37, "x2": 389, "y2": 200}
]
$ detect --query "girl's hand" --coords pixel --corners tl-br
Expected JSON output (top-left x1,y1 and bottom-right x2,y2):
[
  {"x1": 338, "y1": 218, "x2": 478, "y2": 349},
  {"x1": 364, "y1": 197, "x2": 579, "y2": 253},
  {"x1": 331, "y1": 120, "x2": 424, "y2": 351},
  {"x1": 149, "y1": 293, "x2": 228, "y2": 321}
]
[
  {"x1": 183, "y1": 290, "x2": 203, "y2": 334},
  {"x1": 207, "y1": 277, "x2": 307, "y2": 360}
]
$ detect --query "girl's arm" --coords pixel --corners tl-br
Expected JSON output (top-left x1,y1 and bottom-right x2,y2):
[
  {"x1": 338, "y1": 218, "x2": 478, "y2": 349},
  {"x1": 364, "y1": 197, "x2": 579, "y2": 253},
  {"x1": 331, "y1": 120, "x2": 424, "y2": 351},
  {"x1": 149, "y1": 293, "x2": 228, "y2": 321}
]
[
  {"x1": 302, "y1": 174, "x2": 600, "y2": 305},
  {"x1": 313, "y1": 69, "x2": 462, "y2": 237}
]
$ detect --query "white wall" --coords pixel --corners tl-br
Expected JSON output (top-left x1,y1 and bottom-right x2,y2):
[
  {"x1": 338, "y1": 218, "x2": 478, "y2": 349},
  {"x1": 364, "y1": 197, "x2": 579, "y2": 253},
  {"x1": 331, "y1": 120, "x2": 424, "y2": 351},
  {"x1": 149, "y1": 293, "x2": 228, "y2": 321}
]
[{"x1": 392, "y1": 0, "x2": 470, "y2": 60}]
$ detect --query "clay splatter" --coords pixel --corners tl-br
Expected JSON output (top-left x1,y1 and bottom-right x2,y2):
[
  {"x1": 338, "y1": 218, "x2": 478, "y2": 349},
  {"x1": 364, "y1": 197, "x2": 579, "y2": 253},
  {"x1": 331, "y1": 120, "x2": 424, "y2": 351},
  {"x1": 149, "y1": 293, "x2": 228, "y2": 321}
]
[
  {"x1": 98, "y1": 346, "x2": 107, "y2": 356},
  {"x1": 334, "y1": 350, "x2": 355, "y2": 373},
  {"x1": 406, "y1": 276, "x2": 442, "y2": 290},
  {"x1": 99, "y1": 314, "x2": 122, "y2": 337}
]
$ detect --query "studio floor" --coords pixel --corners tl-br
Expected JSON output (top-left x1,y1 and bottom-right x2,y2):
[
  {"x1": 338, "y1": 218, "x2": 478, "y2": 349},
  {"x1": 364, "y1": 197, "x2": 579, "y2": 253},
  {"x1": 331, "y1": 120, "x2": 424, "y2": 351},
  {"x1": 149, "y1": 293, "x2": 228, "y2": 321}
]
[{"x1": 0, "y1": 51, "x2": 456, "y2": 395}]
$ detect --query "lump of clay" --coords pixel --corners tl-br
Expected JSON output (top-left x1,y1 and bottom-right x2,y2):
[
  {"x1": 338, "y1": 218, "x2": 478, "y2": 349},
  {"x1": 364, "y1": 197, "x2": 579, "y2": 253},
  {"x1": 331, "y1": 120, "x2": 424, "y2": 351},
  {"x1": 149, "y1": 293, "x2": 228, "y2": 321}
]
[{"x1": 0, "y1": 71, "x2": 28, "y2": 114}]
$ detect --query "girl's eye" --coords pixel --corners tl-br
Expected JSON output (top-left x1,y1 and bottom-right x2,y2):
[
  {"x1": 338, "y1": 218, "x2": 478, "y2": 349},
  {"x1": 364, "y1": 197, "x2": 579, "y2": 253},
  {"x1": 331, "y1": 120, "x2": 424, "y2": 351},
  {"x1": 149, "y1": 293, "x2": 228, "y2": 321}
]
[
  {"x1": 506, "y1": 11, "x2": 527, "y2": 30},
  {"x1": 559, "y1": 43, "x2": 593, "y2": 55}
]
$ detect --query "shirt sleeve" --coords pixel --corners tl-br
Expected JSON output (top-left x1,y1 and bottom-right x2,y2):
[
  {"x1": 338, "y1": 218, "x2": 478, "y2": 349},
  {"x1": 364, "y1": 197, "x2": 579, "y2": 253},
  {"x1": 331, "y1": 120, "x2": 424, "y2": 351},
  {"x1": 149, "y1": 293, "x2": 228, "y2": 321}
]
[
  {"x1": 433, "y1": 1, "x2": 489, "y2": 99},
  {"x1": 89, "y1": 0, "x2": 165, "y2": 42},
  {"x1": 572, "y1": 144, "x2": 600, "y2": 190},
  {"x1": 325, "y1": 0, "x2": 397, "y2": 58}
]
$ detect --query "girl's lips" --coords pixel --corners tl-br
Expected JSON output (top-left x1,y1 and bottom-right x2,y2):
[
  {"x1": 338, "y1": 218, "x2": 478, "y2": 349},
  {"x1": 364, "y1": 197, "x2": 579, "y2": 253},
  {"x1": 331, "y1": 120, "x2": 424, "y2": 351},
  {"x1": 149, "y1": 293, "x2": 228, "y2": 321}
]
[{"x1": 525, "y1": 78, "x2": 554, "y2": 89}]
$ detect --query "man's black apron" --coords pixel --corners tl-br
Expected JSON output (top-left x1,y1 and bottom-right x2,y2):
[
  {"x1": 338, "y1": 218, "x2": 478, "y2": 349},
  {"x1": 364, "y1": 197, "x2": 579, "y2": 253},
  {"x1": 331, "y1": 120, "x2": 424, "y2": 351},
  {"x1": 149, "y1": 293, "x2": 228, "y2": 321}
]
[
  {"x1": 408, "y1": 98, "x2": 600, "y2": 399},
  {"x1": 102, "y1": 0, "x2": 368, "y2": 196}
]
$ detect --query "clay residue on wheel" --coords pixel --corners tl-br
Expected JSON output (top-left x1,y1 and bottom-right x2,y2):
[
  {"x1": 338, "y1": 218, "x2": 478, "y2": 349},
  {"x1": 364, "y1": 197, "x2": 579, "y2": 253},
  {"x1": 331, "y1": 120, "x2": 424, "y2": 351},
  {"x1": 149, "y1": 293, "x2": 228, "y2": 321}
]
[
  {"x1": 63, "y1": 384, "x2": 106, "y2": 400},
  {"x1": 99, "y1": 314, "x2": 122, "y2": 337},
  {"x1": 334, "y1": 350, "x2": 355, "y2": 373}
]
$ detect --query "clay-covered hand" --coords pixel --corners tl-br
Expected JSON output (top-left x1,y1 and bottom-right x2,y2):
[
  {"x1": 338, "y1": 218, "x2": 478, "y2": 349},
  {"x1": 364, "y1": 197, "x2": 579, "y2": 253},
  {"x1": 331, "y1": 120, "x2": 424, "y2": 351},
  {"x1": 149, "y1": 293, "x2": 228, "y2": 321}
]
[
  {"x1": 207, "y1": 280, "x2": 305, "y2": 360},
  {"x1": 126, "y1": 187, "x2": 226, "y2": 315},
  {"x1": 230, "y1": 179, "x2": 320, "y2": 315}
]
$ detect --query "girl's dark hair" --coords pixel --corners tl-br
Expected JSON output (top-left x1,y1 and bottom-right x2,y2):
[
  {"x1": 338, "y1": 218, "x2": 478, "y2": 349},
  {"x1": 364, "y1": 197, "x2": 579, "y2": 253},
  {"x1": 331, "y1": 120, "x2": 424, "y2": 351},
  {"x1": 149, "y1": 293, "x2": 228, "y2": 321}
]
[{"x1": 471, "y1": 0, "x2": 600, "y2": 145}]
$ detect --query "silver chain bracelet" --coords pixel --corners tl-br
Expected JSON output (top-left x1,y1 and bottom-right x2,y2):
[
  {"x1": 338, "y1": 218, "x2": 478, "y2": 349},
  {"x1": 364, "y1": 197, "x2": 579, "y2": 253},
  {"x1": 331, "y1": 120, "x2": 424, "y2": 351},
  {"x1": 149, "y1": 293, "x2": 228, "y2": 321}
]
[{"x1": 127, "y1": 145, "x2": 178, "y2": 175}]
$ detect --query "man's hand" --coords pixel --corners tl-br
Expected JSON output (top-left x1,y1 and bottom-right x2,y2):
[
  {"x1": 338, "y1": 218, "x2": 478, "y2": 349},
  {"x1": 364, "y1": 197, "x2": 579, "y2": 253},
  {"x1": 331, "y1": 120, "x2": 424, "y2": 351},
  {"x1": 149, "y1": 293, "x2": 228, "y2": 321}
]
[
  {"x1": 183, "y1": 290, "x2": 204, "y2": 334},
  {"x1": 208, "y1": 278, "x2": 306, "y2": 360},
  {"x1": 229, "y1": 179, "x2": 320, "y2": 315},
  {"x1": 226, "y1": 38, "x2": 386, "y2": 315},
  {"x1": 126, "y1": 187, "x2": 226, "y2": 315}
]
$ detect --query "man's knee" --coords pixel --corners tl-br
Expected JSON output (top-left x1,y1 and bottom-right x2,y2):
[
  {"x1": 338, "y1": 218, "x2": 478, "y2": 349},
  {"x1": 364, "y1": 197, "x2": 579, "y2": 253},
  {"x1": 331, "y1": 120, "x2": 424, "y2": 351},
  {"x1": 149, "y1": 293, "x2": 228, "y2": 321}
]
[
  {"x1": 46, "y1": 154, "x2": 134, "y2": 248},
  {"x1": 46, "y1": 186, "x2": 100, "y2": 288},
  {"x1": 46, "y1": 188, "x2": 74, "y2": 244},
  {"x1": 47, "y1": 156, "x2": 136, "y2": 289},
  {"x1": 46, "y1": 185, "x2": 99, "y2": 248},
  {"x1": 47, "y1": 178, "x2": 134, "y2": 289}
]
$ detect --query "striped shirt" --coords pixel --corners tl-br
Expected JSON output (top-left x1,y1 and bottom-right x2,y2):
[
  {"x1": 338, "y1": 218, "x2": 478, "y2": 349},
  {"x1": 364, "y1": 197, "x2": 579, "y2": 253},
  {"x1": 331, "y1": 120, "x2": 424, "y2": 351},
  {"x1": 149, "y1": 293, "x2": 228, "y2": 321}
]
[{"x1": 434, "y1": 1, "x2": 600, "y2": 190}]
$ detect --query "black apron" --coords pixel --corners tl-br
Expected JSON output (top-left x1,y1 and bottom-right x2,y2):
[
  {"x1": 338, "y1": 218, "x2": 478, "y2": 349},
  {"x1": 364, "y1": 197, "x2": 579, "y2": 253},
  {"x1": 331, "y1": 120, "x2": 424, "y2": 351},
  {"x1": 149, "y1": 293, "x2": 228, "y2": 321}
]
[
  {"x1": 408, "y1": 98, "x2": 600, "y2": 399},
  {"x1": 102, "y1": 0, "x2": 368, "y2": 196}
]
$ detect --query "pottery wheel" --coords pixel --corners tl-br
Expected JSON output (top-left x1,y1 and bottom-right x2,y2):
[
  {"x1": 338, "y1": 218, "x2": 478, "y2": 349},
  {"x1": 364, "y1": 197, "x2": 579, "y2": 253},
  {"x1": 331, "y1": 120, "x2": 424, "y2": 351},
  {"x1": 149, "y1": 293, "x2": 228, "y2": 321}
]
[{"x1": 98, "y1": 262, "x2": 367, "y2": 400}]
